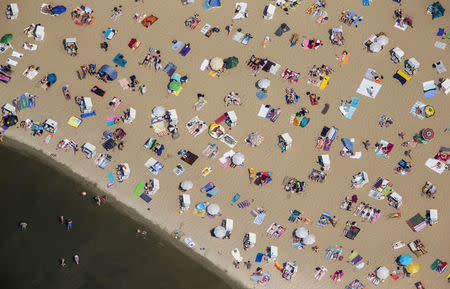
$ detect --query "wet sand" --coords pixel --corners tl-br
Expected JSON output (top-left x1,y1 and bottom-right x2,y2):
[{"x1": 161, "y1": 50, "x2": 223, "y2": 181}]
[{"x1": 1, "y1": 1, "x2": 449, "y2": 288}]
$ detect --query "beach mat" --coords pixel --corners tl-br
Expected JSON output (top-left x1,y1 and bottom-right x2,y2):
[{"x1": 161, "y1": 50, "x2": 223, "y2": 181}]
[
  {"x1": 81, "y1": 111, "x2": 96, "y2": 118},
  {"x1": 232, "y1": 193, "x2": 241, "y2": 203},
  {"x1": 106, "y1": 120, "x2": 115, "y2": 126},
  {"x1": 140, "y1": 193, "x2": 152, "y2": 203},
  {"x1": 134, "y1": 182, "x2": 144, "y2": 196},
  {"x1": 20, "y1": 95, "x2": 28, "y2": 109},
  {"x1": 255, "y1": 253, "x2": 264, "y2": 262}
]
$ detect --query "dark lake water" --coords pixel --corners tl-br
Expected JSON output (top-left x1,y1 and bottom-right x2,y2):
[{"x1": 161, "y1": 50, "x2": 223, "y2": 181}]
[{"x1": 0, "y1": 142, "x2": 236, "y2": 289}]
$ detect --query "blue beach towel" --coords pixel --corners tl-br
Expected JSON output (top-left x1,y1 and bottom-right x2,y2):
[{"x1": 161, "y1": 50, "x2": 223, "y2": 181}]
[
  {"x1": 345, "y1": 97, "x2": 360, "y2": 119},
  {"x1": 437, "y1": 28, "x2": 445, "y2": 36},
  {"x1": 81, "y1": 111, "x2": 96, "y2": 118},
  {"x1": 254, "y1": 213, "x2": 266, "y2": 225},
  {"x1": 140, "y1": 193, "x2": 152, "y2": 203},
  {"x1": 256, "y1": 90, "x2": 268, "y2": 100},
  {"x1": 232, "y1": 193, "x2": 241, "y2": 203},
  {"x1": 255, "y1": 253, "x2": 264, "y2": 262},
  {"x1": 362, "y1": 0, "x2": 371, "y2": 6},
  {"x1": 107, "y1": 120, "x2": 115, "y2": 126},
  {"x1": 172, "y1": 41, "x2": 183, "y2": 50},
  {"x1": 107, "y1": 172, "x2": 115, "y2": 183}
]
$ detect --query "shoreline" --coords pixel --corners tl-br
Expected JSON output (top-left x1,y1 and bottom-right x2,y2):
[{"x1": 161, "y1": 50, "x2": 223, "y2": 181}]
[{"x1": 1, "y1": 134, "x2": 248, "y2": 289}]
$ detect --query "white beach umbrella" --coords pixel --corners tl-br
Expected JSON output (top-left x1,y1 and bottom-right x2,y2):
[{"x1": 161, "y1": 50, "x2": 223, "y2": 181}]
[
  {"x1": 375, "y1": 35, "x2": 389, "y2": 46},
  {"x1": 303, "y1": 234, "x2": 316, "y2": 245},
  {"x1": 295, "y1": 227, "x2": 309, "y2": 238},
  {"x1": 257, "y1": 78, "x2": 271, "y2": 89},
  {"x1": 207, "y1": 203, "x2": 220, "y2": 215},
  {"x1": 213, "y1": 226, "x2": 226, "y2": 238},
  {"x1": 152, "y1": 106, "x2": 166, "y2": 117},
  {"x1": 231, "y1": 153, "x2": 245, "y2": 165},
  {"x1": 369, "y1": 42, "x2": 382, "y2": 53},
  {"x1": 180, "y1": 180, "x2": 193, "y2": 191},
  {"x1": 377, "y1": 267, "x2": 389, "y2": 280},
  {"x1": 246, "y1": 132, "x2": 264, "y2": 147},
  {"x1": 210, "y1": 57, "x2": 224, "y2": 71}
]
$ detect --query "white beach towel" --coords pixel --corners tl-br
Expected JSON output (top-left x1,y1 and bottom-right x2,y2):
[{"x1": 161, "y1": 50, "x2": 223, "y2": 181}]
[
  {"x1": 356, "y1": 78, "x2": 381, "y2": 99},
  {"x1": 434, "y1": 41, "x2": 446, "y2": 50},
  {"x1": 7, "y1": 58, "x2": 18, "y2": 66},
  {"x1": 394, "y1": 21, "x2": 408, "y2": 31},
  {"x1": 425, "y1": 158, "x2": 448, "y2": 174},
  {"x1": 200, "y1": 24, "x2": 211, "y2": 34},
  {"x1": 409, "y1": 101, "x2": 425, "y2": 120},
  {"x1": 257, "y1": 104, "x2": 270, "y2": 118},
  {"x1": 423, "y1": 80, "x2": 436, "y2": 91},
  {"x1": 22, "y1": 43, "x2": 37, "y2": 51},
  {"x1": 23, "y1": 68, "x2": 39, "y2": 80},
  {"x1": 232, "y1": 2, "x2": 248, "y2": 20},
  {"x1": 269, "y1": 63, "x2": 281, "y2": 75},
  {"x1": 200, "y1": 59, "x2": 209, "y2": 71},
  {"x1": 233, "y1": 32, "x2": 244, "y2": 42},
  {"x1": 11, "y1": 51, "x2": 23, "y2": 58}
]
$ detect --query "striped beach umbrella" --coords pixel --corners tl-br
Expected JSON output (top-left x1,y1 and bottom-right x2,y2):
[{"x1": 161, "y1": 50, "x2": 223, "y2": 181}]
[{"x1": 421, "y1": 128, "x2": 434, "y2": 141}]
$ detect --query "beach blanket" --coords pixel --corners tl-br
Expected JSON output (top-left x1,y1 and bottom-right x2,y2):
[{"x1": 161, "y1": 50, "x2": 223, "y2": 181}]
[
  {"x1": 232, "y1": 193, "x2": 241, "y2": 203},
  {"x1": 434, "y1": 41, "x2": 446, "y2": 50},
  {"x1": 233, "y1": 2, "x2": 247, "y2": 20},
  {"x1": 324, "y1": 246, "x2": 335, "y2": 259},
  {"x1": 423, "y1": 80, "x2": 439, "y2": 99},
  {"x1": 186, "y1": 116, "x2": 207, "y2": 137},
  {"x1": 256, "y1": 90, "x2": 268, "y2": 100},
  {"x1": 254, "y1": 213, "x2": 265, "y2": 225},
  {"x1": 81, "y1": 111, "x2": 96, "y2": 118},
  {"x1": 255, "y1": 253, "x2": 264, "y2": 262},
  {"x1": 140, "y1": 193, "x2": 152, "y2": 203},
  {"x1": 425, "y1": 158, "x2": 448, "y2": 174},
  {"x1": 233, "y1": 31, "x2": 244, "y2": 42},
  {"x1": 7, "y1": 58, "x2": 18, "y2": 66},
  {"x1": 394, "y1": 20, "x2": 408, "y2": 31},
  {"x1": 356, "y1": 78, "x2": 381, "y2": 98},
  {"x1": 152, "y1": 120, "x2": 170, "y2": 137},
  {"x1": 317, "y1": 212, "x2": 331, "y2": 227},
  {"x1": 107, "y1": 172, "x2": 115, "y2": 187},
  {"x1": 172, "y1": 41, "x2": 183, "y2": 50},
  {"x1": 375, "y1": 140, "x2": 393, "y2": 158},
  {"x1": 237, "y1": 200, "x2": 250, "y2": 208},
  {"x1": 118, "y1": 78, "x2": 130, "y2": 90},
  {"x1": 200, "y1": 59, "x2": 209, "y2": 71}
]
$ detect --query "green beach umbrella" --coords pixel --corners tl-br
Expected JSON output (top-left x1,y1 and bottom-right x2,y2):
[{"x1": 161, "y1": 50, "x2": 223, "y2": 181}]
[
  {"x1": 1, "y1": 34, "x2": 13, "y2": 44},
  {"x1": 169, "y1": 81, "x2": 180, "y2": 91},
  {"x1": 224, "y1": 56, "x2": 239, "y2": 69}
]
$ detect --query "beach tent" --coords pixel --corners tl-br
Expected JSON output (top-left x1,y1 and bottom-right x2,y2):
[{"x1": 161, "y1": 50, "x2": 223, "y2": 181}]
[
  {"x1": 431, "y1": 2, "x2": 445, "y2": 19},
  {"x1": 1, "y1": 34, "x2": 13, "y2": 44},
  {"x1": 51, "y1": 5, "x2": 67, "y2": 15},
  {"x1": 98, "y1": 65, "x2": 117, "y2": 81},
  {"x1": 224, "y1": 57, "x2": 239, "y2": 69}
]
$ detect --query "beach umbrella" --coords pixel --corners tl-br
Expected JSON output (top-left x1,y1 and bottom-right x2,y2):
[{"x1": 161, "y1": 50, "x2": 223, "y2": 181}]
[
  {"x1": 399, "y1": 254, "x2": 413, "y2": 266},
  {"x1": 406, "y1": 261, "x2": 420, "y2": 274},
  {"x1": 169, "y1": 81, "x2": 180, "y2": 91},
  {"x1": 47, "y1": 73, "x2": 57, "y2": 84},
  {"x1": 51, "y1": 5, "x2": 67, "y2": 15},
  {"x1": 213, "y1": 226, "x2": 226, "y2": 238},
  {"x1": 1, "y1": 34, "x2": 13, "y2": 44},
  {"x1": 342, "y1": 138, "x2": 354, "y2": 152},
  {"x1": 231, "y1": 153, "x2": 245, "y2": 165},
  {"x1": 207, "y1": 203, "x2": 220, "y2": 215},
  {"x1": 152, "y1": 106, "x2": 166, "y2": 117},
  {"x1": 180, "y1": 180, "x2": 193, "y2": 191},
  {"x1": 294, "y1": 227, "x2": 308, "y2": 238},
  {"x1": 369, "y1": 42, "x2": 382, "y2": 53},
  {"x1": 210, "y1": 57, "x2": 224, "y2": 71},
  {"x1": 257, "y1": 78, "x2": 271, "y2": 89},
  {"x1": 246, "y1": 132, "x2": 264, "y2": 146},
  {"x1": 224, "y1": 56, "x2": 239, "y2": 69},
  {"x1": 424, "y1": 105, "x2": 434, "y2": 117},
  {"x1": 377, "y1": 267, "x2": 389, "y2": 280},
  {"x1": 421, "y1": 128, "x2": 434, "y2": 141},
  {"x1": 375, "y1": 35, "x2": 389, "y2": 46},
  {"x1": 303, "y1": 234, "x2": 316, "y2": 245}
]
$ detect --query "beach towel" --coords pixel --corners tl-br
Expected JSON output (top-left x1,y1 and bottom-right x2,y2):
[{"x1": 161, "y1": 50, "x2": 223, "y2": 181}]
[
  {"x1": 348, "y1": 251, "x2": 358, "y2": 261},
  {"x1": 340, "y1": 52, "x2": 350, "y2": 65},
  {"x1": 200, "y1": 23, "x2": 211, "y2": 34},
  {"x1": 184, "y1": 237, "x2": 195, "y2": 248},
  {"x1": 200, "y1": 59, "x2": 209, "y2": 71},
  {"x1": 232, "y1": 193, "x2": 241, "y2": 203},
  {"x1": 134, "y1": 182, "x2": 144, "y2": 196},
  {"x1": 233, "y1": 32, "x2": 244, "y2": 42},
  {"x1": 425, "y1": 158, "x2": 448, "y2": 174},
  {"x1": 7, "y1": 58, "x2": 18, "y2": 66},
  {"x1": 351, "y1": 255, "x2": 363, "y2": 265},
  {"x1": 231, "y1": 248, "x2": 243, "y2": 263},
  {"x1": 255, "y1": 253, "x2": 264, "y2": 262},
  {"x1": 356, "y1": 78, "x2": 381, "y2": 98},
  {"x1": 179, "y1": 45, "x2": 191, "y2": 56},
  {"x1": 11, "y1": 51, "x2": 23, "y2": 59},
  {"x1": 410, "y1": 101, "x2": 425, "y2": 120},
  {"x1": 365, "y1": 68, "x2": 376, "y2": 79},
  {"x1": 43, "y1": 133, "x2": 53, "y2": 144},
  {"x1": 394, "y1": 21, "x2": 408, "y2": 31},
  {"x1": 254, "y1": 213, "x2": 266, "y2": 225},
  {"x1": 345, "y1": 97, "x2": 360, "y2": 119},
  {"x1": 81, "y1": 111, "x2": 96, "y2": 118},
  {"x1": 256, "y1": 90, "x2": 268, "y2": 100},
  {"x1": 324, "y1": 246, "x2": 335, "y2": 259},
  {"x1": 206, "y1": 187, "x2": 220, "y2": 197},
  {"x1": 140, "y1": 193, "x2": 152, "y2": 203},
  {"x1": 238, "y1": 200, "x2": 250, "y2": 208},
  {"x1": 434, "y1": 41, "x2": 446, "y2": 50},
  {"x1": 274, "y1": 261, "x2": 283, "y2": 271},
  {"x1": 107, "y1": 172, "x2": 115, "y2": 187},
  {"x1": 172, "y1": 41, "x2": 183, "y2": 50},
  {"x1": 317, "y1": 212, "x2": 331, "y2": 227},
  {"x1": 20, "y1": 94, "x2": 28, "y2": 109},
  {"x1": 437, "y1": 28, "x2": 445, "y2": 36},
  {"x1": 233, "y1": 2, "x2": 247, "y2": 20},
  {"x1": 288, "y1": 210, "x2": 301, "y2": 222},
  {"x1": 118, "y1": 78, "x2": 130, "y2": 90}
]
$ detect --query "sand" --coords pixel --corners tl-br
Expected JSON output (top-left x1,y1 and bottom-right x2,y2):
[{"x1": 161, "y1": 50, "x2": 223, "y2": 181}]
[{"x1": 2, "y1": 0, "x2": 449, "y2": 288}]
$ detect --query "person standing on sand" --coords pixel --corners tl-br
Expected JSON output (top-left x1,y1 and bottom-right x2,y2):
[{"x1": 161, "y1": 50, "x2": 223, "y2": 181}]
[
  {"x1": 362, "y1": 140, "x2": 370, "y2": 150},
  {"x1": 404, "y1": 149, "x2": 412, "y2": 159}
]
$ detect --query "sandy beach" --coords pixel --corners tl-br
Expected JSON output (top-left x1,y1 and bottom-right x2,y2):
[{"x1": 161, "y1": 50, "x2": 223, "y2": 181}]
[{"x1": 1, "y1": 0, "x2": 449, "y2": 288}]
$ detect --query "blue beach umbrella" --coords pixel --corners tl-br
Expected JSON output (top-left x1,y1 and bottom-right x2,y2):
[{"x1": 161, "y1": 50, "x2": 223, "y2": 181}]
[
  {"x1": 342, "y1": 138, "x2": 354, "y2": 152},
  {"x1": 399, "y1": 254, "x2": 413, "y2": 266},
  {"x1": 51, "y1": 6, "x2": 67, "y2": 15},
  {"x1": 47, "y1": 73, "x2": 57, "y2": 84}
]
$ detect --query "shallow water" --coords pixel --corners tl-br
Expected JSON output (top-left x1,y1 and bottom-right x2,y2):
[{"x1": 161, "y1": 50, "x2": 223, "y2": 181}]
[{"x1": 0, "y1": 145, "x2": 233, "y2": 289}]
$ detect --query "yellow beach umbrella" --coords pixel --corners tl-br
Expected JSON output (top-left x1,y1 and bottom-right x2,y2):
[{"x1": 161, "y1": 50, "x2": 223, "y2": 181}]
[
  {"x1": 424, "y1": 105, "x2": 434, "y2": 117},
  {"x1": 406, "y1": 261, "x2": 420, "y2": 274}
]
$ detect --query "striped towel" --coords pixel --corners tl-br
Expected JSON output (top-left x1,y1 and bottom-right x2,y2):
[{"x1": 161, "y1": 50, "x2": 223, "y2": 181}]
[
  {"x1": 237, "y1": 200, "x2": 250, "y2": 208},
  {"x1": 254, "y1": 213, "x2": 266, "y2": 225}
]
